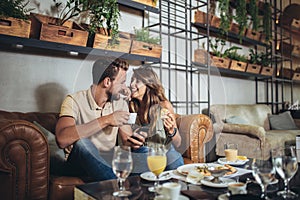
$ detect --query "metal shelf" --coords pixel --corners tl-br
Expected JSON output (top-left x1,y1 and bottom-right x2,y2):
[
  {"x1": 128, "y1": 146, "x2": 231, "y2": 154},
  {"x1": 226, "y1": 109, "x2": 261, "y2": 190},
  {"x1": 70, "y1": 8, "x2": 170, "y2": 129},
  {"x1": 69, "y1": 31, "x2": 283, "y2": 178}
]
[
  {"x1": 118, "y1": 0, "x2": 160, "y2": 13},
  {"x1": 0, "y1": 34, "x2": 160, "y2": 63},
  {"x1": 192, "y1": 22, "x2": 270, "y2": 47},
  {"x1": 192, "y1": 62, "x2": 272, "y2": 80}
]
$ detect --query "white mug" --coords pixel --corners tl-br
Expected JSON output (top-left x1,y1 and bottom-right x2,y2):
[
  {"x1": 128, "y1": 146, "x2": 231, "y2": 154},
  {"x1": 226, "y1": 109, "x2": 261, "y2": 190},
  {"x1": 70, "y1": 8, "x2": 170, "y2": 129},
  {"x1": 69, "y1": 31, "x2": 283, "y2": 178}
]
[
  {"x1": 296, "y1": 135, "x2": 300, "y2": 150},
  {"x1": 157, "y1": 182, "x2": 181, "y2": 200},
  {"x1": 228, "y1": 182, "x2": 247, "y2": 195}
]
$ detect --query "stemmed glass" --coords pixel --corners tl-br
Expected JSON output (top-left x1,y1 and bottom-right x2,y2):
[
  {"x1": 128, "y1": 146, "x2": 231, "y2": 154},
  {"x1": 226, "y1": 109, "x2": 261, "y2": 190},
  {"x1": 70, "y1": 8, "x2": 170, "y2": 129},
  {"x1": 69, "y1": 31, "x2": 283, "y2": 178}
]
[
  {"x1": 251, "y1": 151, "x2": 276, "y2": 199},
  {"x1": 273, "y1": 146, "x2": 298, "y2": 199},
  {"x1": 112, "y1": 146, "x2": 133, "y2": 197},
  {"x1": 147, "y1": 145, "x2": 167, "y2": 193}
]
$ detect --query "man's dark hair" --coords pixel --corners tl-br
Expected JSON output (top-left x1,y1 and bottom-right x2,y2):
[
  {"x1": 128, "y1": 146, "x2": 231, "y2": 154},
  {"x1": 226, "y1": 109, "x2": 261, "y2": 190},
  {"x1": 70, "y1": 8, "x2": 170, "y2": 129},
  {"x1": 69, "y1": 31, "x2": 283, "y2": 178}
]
[{"x1": 92, "y1": 58, "x2": 129, "y2": 85}]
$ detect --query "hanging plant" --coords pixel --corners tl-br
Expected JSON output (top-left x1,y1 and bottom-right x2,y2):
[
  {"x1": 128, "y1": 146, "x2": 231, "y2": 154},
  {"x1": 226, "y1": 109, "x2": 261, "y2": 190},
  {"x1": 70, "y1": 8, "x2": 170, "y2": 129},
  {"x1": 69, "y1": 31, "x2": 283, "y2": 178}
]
[
  {"x1": 209, "y1": 0, "x2": 217, "y2": 15},
  {"x1": 262, "y1": 2, "x2": 272, "y2": 42},
  {"x1": 234, "y1": 0, "x2": 247, "y2": 39},
  {"x1": 248, "y1": 0, "x2": 259, "y2": 31},
  {"x1": 0, "y1": 0, "x2": 33, "y2": 20},
  {"x1": 218, "y1": 0, "x2": 231, "y2": 35}
]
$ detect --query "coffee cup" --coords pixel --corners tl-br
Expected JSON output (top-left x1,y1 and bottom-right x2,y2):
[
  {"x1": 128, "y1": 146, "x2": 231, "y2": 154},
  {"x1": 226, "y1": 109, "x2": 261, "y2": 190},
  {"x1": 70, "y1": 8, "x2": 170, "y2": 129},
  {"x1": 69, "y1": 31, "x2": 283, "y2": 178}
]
[
  {"x1": 157, "y1": 182, "x2": 181, "y2": 200},
  {"x1": 127, "y1": 113, "x2": 137, "y2": 124},
  {"x1": 224, "y1": 143, "x2": 238, "y2": 162},
  {"x1": 228, "y1": 182, "x2": 247, "y2": 195}
]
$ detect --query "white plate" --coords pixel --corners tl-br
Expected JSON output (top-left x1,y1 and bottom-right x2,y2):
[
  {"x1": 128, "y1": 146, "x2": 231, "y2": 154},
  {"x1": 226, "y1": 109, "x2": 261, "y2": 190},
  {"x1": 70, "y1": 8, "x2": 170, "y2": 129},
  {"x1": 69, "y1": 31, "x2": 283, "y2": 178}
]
[
  {"x1": 140, "y1": 171, "x2": 172, "y2": 181},
  {"x1": 177, "y1": 163, "x2": 221, "y2": 176},
  {"x1": 217, "y1": 157, "x2": 249, "y2": 166},
  {"x1": 176, "y1": 163, "x2": 237, "y2": 177},
  {"x1": 154, "y1": 194, "x2": 189, "y2": 200},
  {"x1": 201, "y1": 177, "x2": 235, "y2": 188},
  {"x1": 218, "y1": 193, "x2": 229, "y2": 200}
]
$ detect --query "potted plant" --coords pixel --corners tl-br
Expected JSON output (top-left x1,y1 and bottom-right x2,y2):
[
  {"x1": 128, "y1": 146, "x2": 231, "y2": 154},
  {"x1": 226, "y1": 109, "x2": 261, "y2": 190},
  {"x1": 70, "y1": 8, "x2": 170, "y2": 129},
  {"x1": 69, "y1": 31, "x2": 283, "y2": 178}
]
[
  {"x1": 259, "y1": 51, "x2": 273, "y2": 76},
  {"x1": 30, "y1": 0, "x2": 90, "y2": 46},
  {"x1": 84, "y1": 0, "x2": 126, "y2": 51},
  {"x1": 224, "y1": 46, "x2": 248, "y2": 72},
  {"x1": 209, "y1": 38, "x2": 231, "y2": 69},
  {"x1": 247, "y1": 48, "x2": 262, "y2": 74},
  {"x1": 0, "y1": 0, "x2": 33, "y2": 38},
  {"x1": 130, "y1": 27, "x2": 162, "y2": 58}
]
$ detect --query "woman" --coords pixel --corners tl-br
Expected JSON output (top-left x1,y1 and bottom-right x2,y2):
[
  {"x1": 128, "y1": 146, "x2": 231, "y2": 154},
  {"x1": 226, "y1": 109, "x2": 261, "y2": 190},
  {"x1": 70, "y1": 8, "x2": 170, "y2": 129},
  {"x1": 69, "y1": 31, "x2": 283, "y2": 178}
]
[{"x1": 129, "y1": 66, "x2": 184, "y2": 170}]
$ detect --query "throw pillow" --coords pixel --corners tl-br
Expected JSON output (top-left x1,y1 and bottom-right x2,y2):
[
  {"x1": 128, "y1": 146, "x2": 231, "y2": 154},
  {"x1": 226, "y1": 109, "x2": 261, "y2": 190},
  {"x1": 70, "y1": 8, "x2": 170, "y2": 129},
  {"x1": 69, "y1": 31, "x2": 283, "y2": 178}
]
[
  {"x1": 224, "y1": 116, "x2": 249, "y2": 125},
  {"x1": 33, "y1": 121, "x2": 65, "y2": 161},
  {"x1": 268, "y1": 111, "x2": 299, "y2": 130}
]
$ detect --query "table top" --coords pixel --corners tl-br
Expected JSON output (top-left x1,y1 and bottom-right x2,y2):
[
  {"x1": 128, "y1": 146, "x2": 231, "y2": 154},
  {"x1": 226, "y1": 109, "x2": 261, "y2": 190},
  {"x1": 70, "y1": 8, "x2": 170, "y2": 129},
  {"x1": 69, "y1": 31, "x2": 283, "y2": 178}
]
[{"x1": 74, "y1": 162, "x2": 300, "y2": 200}]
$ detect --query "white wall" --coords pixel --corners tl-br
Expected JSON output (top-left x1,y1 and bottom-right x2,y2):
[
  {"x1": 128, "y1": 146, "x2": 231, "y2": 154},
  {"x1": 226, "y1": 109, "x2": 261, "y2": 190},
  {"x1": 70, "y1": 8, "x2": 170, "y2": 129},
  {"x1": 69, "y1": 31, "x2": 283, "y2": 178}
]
[{"x1": 0, "y1": 0, "x2": 299, "y2": 114}]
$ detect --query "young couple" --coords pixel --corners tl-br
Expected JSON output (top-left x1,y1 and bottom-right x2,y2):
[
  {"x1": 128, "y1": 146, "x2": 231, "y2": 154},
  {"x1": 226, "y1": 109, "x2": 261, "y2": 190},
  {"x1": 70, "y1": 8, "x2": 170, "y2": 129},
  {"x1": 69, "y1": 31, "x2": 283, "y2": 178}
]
[{"x1": 55, "y1": 58, "x2": 184, "y2": 181}]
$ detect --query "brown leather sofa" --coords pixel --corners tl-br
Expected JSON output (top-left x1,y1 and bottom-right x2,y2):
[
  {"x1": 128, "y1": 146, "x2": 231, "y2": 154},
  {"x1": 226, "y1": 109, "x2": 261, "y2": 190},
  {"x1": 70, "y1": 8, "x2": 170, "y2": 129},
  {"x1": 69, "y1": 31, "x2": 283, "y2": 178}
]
[{"x1": 0, "y1": 110, "x2": 213, "y2": 200}]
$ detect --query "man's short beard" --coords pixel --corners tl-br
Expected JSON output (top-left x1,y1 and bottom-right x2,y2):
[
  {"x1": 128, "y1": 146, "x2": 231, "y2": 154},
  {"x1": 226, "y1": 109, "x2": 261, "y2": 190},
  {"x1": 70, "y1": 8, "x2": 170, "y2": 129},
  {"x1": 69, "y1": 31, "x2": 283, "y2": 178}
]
[{"x1": 106, "y1": 90, "x2": 120, "y2": 101}]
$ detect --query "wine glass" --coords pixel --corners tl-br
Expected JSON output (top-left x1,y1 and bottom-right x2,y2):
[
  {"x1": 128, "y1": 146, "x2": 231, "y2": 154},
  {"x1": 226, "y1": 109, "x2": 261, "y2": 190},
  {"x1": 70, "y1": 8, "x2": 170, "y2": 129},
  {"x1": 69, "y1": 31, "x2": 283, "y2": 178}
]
[
  {"x1": 147, "y1": 144, "x2": 167, "y2": 193},
  {"x1": 273, "y1": 146, "x2": 298, "y2": 199},
  {"x1": 252, "y1": 151, "x2": 276, "y2": 199},
  {"x1": 112, "y1": 146, "x2": 133, "y2": 197}
]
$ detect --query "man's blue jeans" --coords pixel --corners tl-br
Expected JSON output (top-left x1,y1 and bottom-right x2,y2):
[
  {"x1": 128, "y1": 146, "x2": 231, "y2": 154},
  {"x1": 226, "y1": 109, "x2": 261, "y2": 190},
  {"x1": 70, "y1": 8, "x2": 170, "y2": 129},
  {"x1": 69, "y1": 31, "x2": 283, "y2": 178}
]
[{"x1": 67, "y1": 138, "x2": 184, "y2": 181}]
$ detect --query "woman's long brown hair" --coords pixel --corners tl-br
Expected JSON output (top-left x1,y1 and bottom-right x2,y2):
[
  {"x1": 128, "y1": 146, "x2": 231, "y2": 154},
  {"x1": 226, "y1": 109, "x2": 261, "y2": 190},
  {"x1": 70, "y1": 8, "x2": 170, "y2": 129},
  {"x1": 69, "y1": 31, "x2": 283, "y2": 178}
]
[{"x1": 129, "y1": 67, "x2": 168, "y2": 124}]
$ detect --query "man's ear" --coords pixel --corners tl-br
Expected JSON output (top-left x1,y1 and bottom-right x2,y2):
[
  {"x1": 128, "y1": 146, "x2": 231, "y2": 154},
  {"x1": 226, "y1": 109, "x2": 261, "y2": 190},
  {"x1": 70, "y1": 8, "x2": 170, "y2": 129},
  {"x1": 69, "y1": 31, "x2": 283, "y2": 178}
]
[{"x1": 103, "y1": 77, "x2": 111, "y2": 88}]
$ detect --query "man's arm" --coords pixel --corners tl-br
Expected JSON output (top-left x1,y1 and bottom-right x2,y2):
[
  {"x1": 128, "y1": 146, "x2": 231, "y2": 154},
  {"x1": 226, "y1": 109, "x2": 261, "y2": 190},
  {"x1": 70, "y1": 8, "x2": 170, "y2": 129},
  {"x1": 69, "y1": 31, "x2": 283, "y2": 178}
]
[{"x1": 56, "y1": 111, "x2": 130, "y2": 149}]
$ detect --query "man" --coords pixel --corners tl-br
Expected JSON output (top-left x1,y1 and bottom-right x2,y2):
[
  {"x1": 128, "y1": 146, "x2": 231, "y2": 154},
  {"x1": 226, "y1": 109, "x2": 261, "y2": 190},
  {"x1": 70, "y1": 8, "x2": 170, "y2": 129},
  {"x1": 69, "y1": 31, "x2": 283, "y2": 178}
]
[{"x1": 55, "y1": 58, "x2": 145, "y2": 181}]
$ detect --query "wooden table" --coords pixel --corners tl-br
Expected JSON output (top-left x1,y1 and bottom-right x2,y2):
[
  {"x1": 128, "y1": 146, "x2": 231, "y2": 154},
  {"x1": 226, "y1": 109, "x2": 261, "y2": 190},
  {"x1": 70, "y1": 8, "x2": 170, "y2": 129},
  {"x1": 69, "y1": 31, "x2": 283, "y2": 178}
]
[{"x1": 74, "y1": 163, "x2": 300, "y2": 200}]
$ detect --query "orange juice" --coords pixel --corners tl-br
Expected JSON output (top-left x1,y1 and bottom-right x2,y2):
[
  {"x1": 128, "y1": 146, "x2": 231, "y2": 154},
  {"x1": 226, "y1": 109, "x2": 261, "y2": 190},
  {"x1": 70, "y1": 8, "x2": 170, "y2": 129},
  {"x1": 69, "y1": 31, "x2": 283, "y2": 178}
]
[
  {"x1": 147, "y1": 155, "x2": 167, "y2": 176},
  {"x1": 225, "y1": 149, "x2": 238, "y2": 161}
]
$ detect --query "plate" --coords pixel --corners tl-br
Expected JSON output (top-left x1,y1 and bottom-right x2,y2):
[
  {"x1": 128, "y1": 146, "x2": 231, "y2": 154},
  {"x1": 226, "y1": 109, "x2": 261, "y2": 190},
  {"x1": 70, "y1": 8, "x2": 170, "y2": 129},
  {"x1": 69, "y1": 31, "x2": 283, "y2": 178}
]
[
  {"x1": 201, "y1": 177, "x2": 235, "y2": 188},
  {"x1": 177, "y1": 163, "x2": 217, "y2": 176},
  {"x1": 176, "y1": 163, "x2": 237, "y2": 177},
  {"x1": 154, "y1": 195, "x2": 189, "y2": 200},
  {"x1": 140, "y1": 171, "x2": 171, "y2": 181},
  {"x1": 218, "y1": 193, "x2": 229, "y2": 200},
  {"x1": 218, "y1": 158, "x2": 249, "y2": 166}
]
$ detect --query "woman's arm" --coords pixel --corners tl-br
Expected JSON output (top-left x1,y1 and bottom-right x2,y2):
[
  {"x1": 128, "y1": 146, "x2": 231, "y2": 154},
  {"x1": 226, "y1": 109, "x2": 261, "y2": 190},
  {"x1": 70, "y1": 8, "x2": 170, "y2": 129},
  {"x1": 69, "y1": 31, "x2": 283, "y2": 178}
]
[{"x1": 160, "y1": 101, "x2": 181, "y2": 147}]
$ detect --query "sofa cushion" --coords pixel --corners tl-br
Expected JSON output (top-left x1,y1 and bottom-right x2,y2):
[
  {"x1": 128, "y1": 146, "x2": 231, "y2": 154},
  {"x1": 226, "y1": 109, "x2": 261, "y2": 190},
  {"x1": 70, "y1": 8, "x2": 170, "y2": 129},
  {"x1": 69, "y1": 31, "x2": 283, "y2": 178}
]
[
  {"x1": 224, "y1": 116, "x2": 249, "y2": 124},
  {"x1": 33, "y1": 121, "x2": 69, "y2": 175},
  {"x1": 268, "y1": 111, "x2": 299, "y2": 130}
]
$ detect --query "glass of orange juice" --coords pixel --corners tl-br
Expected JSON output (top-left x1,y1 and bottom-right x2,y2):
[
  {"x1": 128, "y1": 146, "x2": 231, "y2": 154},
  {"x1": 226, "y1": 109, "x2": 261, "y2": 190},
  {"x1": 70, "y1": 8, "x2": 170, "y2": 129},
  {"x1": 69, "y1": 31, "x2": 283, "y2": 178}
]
[
  {"x1": 147, "y1": 144, "x2": 167, "y2": 193},
  {"x1": 224, "y1": 143, "x2": 238, "y2": 162}
]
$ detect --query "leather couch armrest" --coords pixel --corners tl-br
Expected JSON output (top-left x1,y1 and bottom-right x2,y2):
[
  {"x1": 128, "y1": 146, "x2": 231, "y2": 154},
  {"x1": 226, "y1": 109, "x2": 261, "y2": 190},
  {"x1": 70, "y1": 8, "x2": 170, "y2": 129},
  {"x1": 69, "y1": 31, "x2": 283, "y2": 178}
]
[
  {"x1": 0, "y1": 119, "x2": 49, "y2": 200},
  {"x1": 223, "y1": 123, "x2": 266, "y2": 142},
  {"x1": 176, "y1": 114, "x2": 213, "y2": 163}
]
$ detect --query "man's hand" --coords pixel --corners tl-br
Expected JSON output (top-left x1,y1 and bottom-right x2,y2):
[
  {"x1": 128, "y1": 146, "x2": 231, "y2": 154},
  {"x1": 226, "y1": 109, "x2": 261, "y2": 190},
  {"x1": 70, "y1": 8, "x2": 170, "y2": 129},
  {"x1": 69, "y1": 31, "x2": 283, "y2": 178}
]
[
  {"x1": 109, "y1": 110, "x2": 130, "y2": 126},
  {"x1": 126, "y1": 129, "x2": 147, "y2": 150}
]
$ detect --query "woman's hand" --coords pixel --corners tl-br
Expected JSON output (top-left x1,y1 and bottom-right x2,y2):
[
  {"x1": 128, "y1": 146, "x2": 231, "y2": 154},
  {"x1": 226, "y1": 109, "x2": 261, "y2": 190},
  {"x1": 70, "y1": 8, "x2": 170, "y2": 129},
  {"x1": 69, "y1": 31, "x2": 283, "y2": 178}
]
[{"x1": 163, "y1": 112, "x2": 176, "y2": 135}]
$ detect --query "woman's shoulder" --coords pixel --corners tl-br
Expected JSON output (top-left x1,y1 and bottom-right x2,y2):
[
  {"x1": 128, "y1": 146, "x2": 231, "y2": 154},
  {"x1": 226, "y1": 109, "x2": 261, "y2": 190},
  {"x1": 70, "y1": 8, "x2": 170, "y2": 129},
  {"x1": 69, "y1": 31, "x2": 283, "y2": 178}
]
[{"x1": 159, "y1": 100, "x2": 174, "y2": 111}]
